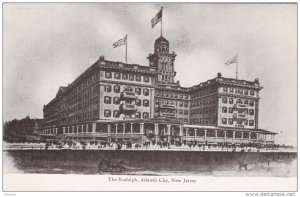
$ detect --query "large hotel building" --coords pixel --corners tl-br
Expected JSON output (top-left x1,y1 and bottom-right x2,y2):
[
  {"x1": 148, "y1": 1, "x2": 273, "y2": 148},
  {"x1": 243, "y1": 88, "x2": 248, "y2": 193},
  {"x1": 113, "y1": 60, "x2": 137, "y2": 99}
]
[{"x1": 40, "y1": 35, "x2": 276, "y2": 146}]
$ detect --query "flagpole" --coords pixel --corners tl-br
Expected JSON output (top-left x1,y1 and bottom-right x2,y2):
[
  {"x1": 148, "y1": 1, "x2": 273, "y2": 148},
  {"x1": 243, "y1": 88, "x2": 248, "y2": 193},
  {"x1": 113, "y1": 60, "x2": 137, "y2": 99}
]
[
  {"x1": 125, "y1": 34, "x2": 127, "y2": 63},
  {"x1": 236, "y1": 53, "x2": 238, "y2": 79},
  {"x1": 160, "y1": 7, "x2": 163, "y2": 37}
]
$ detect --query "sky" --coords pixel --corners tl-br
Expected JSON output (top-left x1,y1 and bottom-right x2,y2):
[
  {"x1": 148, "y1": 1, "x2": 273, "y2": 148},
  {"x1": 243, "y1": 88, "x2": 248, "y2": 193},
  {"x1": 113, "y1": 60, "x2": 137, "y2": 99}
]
[{"x1": 3, "y1": 3, "x2": 297, "y2": 145}]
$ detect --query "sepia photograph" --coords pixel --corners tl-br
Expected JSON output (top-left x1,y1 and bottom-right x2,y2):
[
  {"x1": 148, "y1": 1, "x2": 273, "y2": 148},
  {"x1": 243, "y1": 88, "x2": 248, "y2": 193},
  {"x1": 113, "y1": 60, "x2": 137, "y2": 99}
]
[{"x1": 2, "y1": 2, "x2": 297, "y2": 192}]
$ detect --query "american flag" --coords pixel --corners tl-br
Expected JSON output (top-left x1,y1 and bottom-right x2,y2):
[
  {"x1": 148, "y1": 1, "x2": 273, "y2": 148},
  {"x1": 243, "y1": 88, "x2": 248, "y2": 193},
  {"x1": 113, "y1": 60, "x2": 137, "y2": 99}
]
[
  {"x1": 151, "y1": 7, "x2": 163, "y2": 28},
  {"x1": 225, "y1": 54, "x2": 238, "y2": 66},
  {"x1": 113, "y1": 35, "x2": 127, "y2": 48}
]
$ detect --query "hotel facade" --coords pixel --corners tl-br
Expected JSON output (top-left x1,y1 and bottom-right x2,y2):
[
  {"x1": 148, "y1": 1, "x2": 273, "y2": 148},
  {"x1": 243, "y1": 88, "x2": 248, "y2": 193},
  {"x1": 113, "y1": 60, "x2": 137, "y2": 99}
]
[{"x1": 40, "y1": 35, "x2": 276, "y2": 146}]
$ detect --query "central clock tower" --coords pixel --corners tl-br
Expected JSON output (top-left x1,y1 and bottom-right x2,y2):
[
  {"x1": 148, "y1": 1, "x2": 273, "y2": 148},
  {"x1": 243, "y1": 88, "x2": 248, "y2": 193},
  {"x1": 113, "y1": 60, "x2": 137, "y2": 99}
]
[{"x1": 147, "y1": 36, "x2": 177, "y2": 84}]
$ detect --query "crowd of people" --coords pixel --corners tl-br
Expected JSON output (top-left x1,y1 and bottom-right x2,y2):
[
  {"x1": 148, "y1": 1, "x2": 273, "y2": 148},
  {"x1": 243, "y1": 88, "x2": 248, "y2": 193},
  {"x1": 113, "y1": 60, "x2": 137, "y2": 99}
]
[{"x1": 38, "y1": 139, "x2": 285, "y2": 153}]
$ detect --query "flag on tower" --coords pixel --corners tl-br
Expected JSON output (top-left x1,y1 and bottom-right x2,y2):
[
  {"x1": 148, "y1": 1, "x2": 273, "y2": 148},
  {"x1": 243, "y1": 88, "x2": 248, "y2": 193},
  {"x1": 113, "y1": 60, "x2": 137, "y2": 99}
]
[
  {"x1": 113, "y1": 35, "x2": 127, "y2": 48},
  {"x1": 151, "y1": 7, "x2": 163, "y2": 28},
  {"x1": 225, "y1": 54, "x2": 238, "y2": 66}
]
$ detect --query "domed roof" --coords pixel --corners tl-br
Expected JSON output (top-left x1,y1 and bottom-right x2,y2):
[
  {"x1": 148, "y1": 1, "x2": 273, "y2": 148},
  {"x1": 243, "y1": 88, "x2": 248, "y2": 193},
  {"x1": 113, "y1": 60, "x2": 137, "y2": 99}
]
[{"x1": 155, "y1": 36, "x2": 169, "y2": 45}]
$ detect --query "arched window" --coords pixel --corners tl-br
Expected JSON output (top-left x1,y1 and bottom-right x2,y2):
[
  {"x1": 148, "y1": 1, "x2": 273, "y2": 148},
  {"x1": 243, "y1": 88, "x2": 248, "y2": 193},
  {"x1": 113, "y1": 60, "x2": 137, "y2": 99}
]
[
  {"x1": 114, "y1": 73, "x2": 120, "y2": 79},
  {"x1": 105, "y1": 85, "x2": 111, "y2": 92},
  {"x1": 249, "y1": 120, "x2": 254, "y2": 126},
  {"x1": 135, "y1": 87, "x2": 141, "y2": 95},
  {"x1": 136, "y1": 75, "x2": 141, "y2": 82},
  {"x1": 105, "y1": 72, "x2": 112, "y2": 78},
  {"x1": 104, "y1": 110, "x2": 111, "y2": 117},
  {"x1": 222, "y1": 97, "x2": 228, "y2": 104},
  {"x1": 104, "y1": 96, "x2": 111, "y2": 104},
  {"x1": 229, "y1": 98, "x2": 234, "y2": 104},
  {"x1": 143, "y1": 88, "x2": 149, "y2": 96},
  {"x1": 155, "y1": 99, "x2": 160, "y2": 105},
  {"x1": 114, "y1": 85, "x2": 120, "y2": 93},
  {"x1": 222, "y1": 118, "x2": 227, "y2": 124},
  {"x1": 143, "y1": 112, "x2": 149, "y2": 119},
  {"x1": 143, "y1": 99, "x2": 149, "y2": 107},
  {"x1": 249, "y1": 109, "x2": 254, "y2": 115},
  {"x1": 136, "y1": 99, "x2": 141, "y2": 106},
  {"x1": 222, "y1": 107, "x2": 227, "y2": 113},
  {"x1": 113, "y1": 110, "x2": 119, "y2": 118},
  {"x1": 113, "y1": 97, "x2": 119, "y2": 104},
  {"x1": 122, "y1": 74, "x2": 128, "y2": 80}
]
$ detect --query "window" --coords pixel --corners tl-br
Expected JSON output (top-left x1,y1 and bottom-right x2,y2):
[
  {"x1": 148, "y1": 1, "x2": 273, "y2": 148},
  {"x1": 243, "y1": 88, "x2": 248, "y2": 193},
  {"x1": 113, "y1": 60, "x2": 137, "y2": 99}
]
[
  {"x1": 222, "y1": 97, "x2": 228, "y2": 103},
  {"x1": 244, "y1": 109, "x2": 248, "y2": 114},
  {"x1": 129, "y1": 74, "x2": 134, "y2": 81},
  {"x1": 113, "y1": 110, "x2": 119, "y2": 118},
  {"x1": 249, "y1": 109, "x2": 254, "y2": 115},
  {"x1": 179, "y1": 94, "x2": 183, "y2": 99},
  {"x1": 136, "y1": 75, "x2": 141, "y2": 81},
  {"x1": 249, "y1": 120, "x2": 254, "y2": 126},
  {"x1": 143, "y1": 99, "x2": 149, "y2": 107},
  {"x1": 229, "y1": 98, "x2": 234, "y2": 104},
  {"x1": 185, "y1": 95, "x2": 188, "y2": 99},
  {"x1": 143, "y1": 88, "x2": 149, "y2": 96},
  {"x1": 174, "y1": 94, "x2": 178, "y2": 98},
  {"x1": 104, "y1": 96, "x2": 111, "y2": 104},
  {"x1": 105, "y1": 85, "x2": 111, "y2": 92},
  {"x1": 244, "y1": 100, "x2": 248, "y2": 105},
  {"x1": 223, "y1": 87, "x2": 228, "y2": 92},
  {"x1": 114, "y1": 85, "x2": 120, "y2": 93},
  {"x1": 184, "y1": 102, "x2": 188, "y2": 107},
  {"x1": 229, "y1": 107, "x2": 233, "y2": 113},
  {"x1": 222, "y1": 118, "x2": 227, "y2": 124},
  {"x1": 135, "y1": 87, "x2": 141, "y2": 95},
  {"x1": 144, "y1": 76, "x2": 149, "y2": 82},
  {"x1": 179, "y1": 102, "x2": 183, "y2": 107},
  {"x1": 122, "y1": 74, "x2": 128, "y2": 80},
  {"x1": 230, "y1": 88, "x2": 234, "y2": 93},
  {"x1": 114, "y1": 73, "x2": 120, "y2": 79},
  {"x1": 250, "y1": 100, "x2": 255, "y2": 106},
  {"x1": 113, "y1": 97, "x2": 119, "y2": 104},
  {"x1": 143, "y1": 112, "x2": 149, "y2": 119},
  {"x1": 136, "y1": 99, "x2": 141, "y2": 106},
  {"x1": 229, "y1": 118, "x2": 233, "y2": 125},
  {"x1": 105, "y1": 72, "x2": 112, "y2": 78},
  {"x1": 179, "y1": 110, "x2": 183, "y2": 115},
  {"x1": 155, "y1": 99, "x2": 160, "y2": 105},
  {"x1": 250, "y1": 91, "x2": 255, "y2": 96},
  {"x1": 244, "y1": 90, "x2": 249, "y2": 95},
  {"x1": 184, "y1": 110, "x2": 188, "y2": 115},
  {"x1": 222, "y1": 107, "x2": 227, "y2": 113},
  {"x1": 136, "y1": 112, "x2": 141, "y2": 118},
  {"x1": 244, "y1": 120, "x2": 248, "y2": 126},
  {"x1": 104, "y1": 110, "x2": 111, "y2": 117}
]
